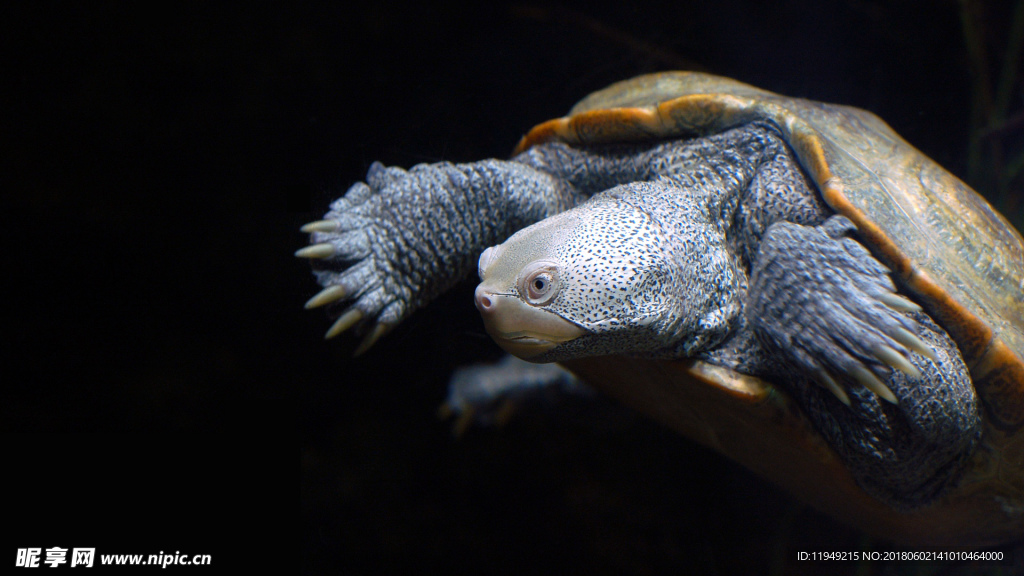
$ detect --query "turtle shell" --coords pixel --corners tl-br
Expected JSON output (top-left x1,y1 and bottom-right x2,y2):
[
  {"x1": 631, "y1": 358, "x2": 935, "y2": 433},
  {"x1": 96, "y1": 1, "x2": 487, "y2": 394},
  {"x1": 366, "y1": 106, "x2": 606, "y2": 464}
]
[{"x1": 516, "y1": 72, "x2": 1024, "y2": 546}]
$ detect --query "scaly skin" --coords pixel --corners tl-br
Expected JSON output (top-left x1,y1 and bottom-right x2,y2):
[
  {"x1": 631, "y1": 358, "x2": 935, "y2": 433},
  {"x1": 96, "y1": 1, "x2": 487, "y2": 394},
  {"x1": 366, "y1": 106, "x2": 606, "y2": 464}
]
[
  {"x1": 742, "y1": 216, "x2": 979, "y2": 508},
  {"x1": 301, "y1": 159, "x2": 579, "y2": 351},
  {"x1": 300, "y1": 121, "x2": 980, "y2": 508}
]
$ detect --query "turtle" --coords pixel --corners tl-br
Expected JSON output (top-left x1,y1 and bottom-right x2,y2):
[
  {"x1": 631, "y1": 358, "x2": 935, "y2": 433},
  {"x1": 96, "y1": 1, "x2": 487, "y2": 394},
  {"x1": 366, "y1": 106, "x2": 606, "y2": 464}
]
[{"x1": 297, "y1": 71, "x2": 1024, "y2": 546}]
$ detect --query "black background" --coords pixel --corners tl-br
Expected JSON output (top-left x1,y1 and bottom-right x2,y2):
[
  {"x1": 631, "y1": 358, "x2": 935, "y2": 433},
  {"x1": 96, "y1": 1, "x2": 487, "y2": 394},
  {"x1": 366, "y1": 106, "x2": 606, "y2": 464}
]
[{"x1": 4, "y1": 1, "x2": 1022, "y2": 574}]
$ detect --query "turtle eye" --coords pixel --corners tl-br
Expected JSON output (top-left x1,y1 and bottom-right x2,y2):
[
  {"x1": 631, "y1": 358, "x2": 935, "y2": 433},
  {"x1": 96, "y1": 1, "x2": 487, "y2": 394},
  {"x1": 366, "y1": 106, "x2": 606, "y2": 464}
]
[{"x1": 518, "y1": 260, "x2": 561, "y2": 306}]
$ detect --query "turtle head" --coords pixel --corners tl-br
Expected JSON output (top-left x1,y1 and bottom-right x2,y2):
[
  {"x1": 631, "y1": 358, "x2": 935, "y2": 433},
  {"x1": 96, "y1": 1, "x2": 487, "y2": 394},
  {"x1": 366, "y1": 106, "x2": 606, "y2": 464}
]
[{"x1": 475, "y1": 189, "x2": 734, "y2": 363}]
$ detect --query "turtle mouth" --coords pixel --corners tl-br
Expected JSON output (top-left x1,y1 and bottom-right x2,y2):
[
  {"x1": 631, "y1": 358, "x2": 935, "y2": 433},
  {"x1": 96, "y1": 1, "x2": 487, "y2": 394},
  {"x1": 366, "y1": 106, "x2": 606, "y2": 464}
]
[
  {"x1": 486, "y1": 330, "x2": 580, "y2": 359},
  {"x1": 475, "y1": 285, "x2": 585, "y2": 360}
]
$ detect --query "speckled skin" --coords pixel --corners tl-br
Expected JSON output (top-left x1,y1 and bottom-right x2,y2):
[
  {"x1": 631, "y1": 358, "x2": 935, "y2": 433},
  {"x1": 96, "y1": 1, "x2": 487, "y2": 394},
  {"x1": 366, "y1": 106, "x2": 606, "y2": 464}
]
[{"x1": 308, "y1": 121, "x2": 979, "y2": 509}]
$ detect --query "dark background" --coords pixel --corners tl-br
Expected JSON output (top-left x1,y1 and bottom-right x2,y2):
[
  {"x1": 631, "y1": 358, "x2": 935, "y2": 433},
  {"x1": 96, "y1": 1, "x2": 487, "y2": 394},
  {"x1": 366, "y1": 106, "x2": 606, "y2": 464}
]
[{"x1": 4, "y1": 1, "x2": 1022, "y2": 574}]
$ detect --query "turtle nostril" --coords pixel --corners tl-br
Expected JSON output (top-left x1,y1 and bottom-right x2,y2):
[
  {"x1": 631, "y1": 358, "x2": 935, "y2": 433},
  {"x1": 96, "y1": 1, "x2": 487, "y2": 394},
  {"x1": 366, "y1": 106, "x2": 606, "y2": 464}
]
[{"x1": 474, "y1": 285, "x2": 495, "y2": 313}]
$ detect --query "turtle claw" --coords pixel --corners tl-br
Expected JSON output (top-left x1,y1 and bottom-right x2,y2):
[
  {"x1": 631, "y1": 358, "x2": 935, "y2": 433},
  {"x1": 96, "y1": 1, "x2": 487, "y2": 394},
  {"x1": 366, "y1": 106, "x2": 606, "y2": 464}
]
[
  {"x1": 294, "y1": 242, "x2": 336, "y2": 259},
  {"x1": 813, "y1": 369, "x2": 851, "y2": 406},
  {"x1": 300, "y1": 219, "x2": 339, "y2": 234},
  {"x1": 352, "y1": 322, "x2": 393, "y2": 357},
  {"x1": 878, "y1": 292, "x2": 922, "y2": 313},
  {"x1": 891, "y1": 326, "x2": 937, "y2": 361},
  {"x1": 850, "y1": 365, "x2": 898, "y2": 404},
  {"x1": 872, "y1": 344, "x2": 921, "y2": 379},
  {"x1": 305, "y1": 285, "x2": 348, "y2": 309},
  {"x1": 325, "y1": 309, "x2": 363, "y2": 339}
]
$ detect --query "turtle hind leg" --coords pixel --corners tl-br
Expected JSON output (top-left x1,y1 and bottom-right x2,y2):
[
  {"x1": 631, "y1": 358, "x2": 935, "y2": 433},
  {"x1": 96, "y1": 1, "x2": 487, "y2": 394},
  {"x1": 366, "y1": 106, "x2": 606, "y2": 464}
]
[
  {"x1": 440, "y1": 355, "x2": 592, "y2": 436},
  {"x1": 747, "y1": 215, "x2": 981, "y2": 508}
]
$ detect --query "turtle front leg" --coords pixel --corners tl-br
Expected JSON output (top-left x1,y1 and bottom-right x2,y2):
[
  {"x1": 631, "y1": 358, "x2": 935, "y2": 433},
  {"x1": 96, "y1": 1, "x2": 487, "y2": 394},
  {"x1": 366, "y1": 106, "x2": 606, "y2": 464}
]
[
  {"x1": 297, "y1": 159, "x2": 578, "y2": 353},
  {"x1": 747, "y1": 215, "x2": 981, "y2": 508},
  {"x1": 747, "y1": 215, "x2": 935, "y2": 404}
]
